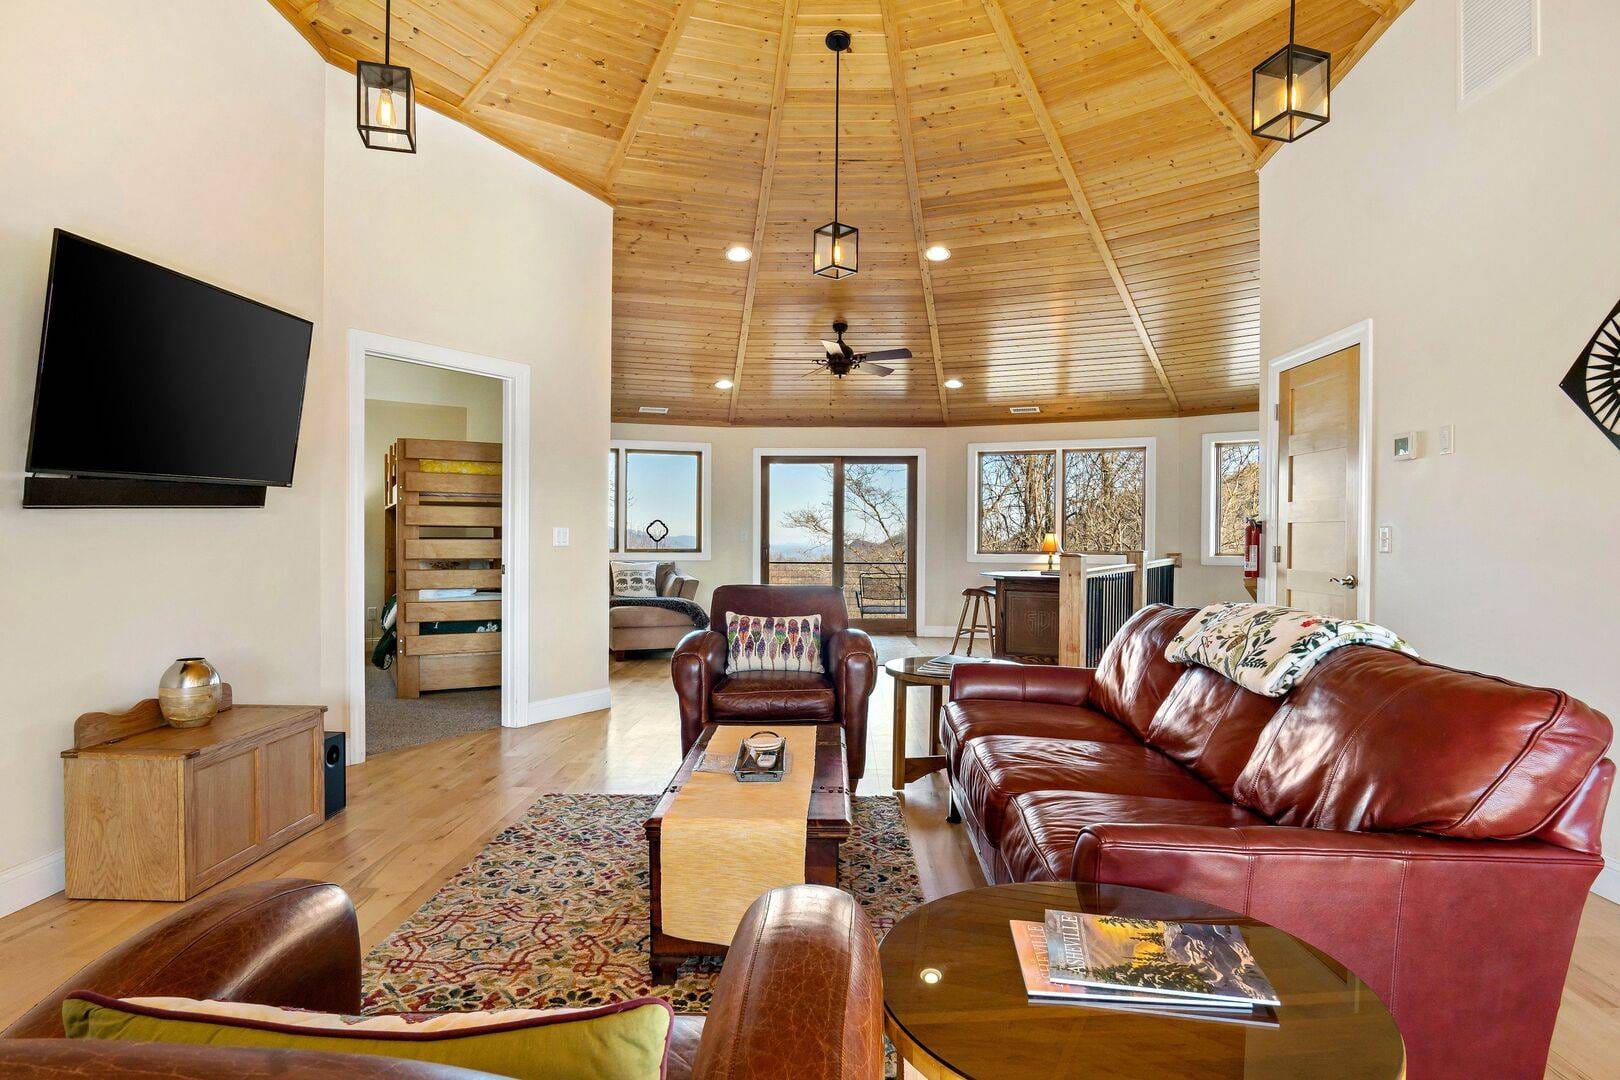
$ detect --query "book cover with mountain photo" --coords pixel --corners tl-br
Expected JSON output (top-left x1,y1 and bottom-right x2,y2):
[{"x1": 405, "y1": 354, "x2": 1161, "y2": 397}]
[{"x1": 1044, "y1": 910, "x2": 1281, "y2": 1008}]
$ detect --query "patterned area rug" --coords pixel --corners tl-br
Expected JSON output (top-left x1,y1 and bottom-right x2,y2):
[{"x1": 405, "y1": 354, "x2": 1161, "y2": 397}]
[{"x1": 362, "y1": 792, "x2": 924, "y2": 1015}]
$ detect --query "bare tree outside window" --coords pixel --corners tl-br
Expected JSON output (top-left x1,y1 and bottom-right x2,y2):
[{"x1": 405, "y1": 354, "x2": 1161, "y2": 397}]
[
  {"x1": 977, "y1": 451, "x2": 1056, "y2": 553},
  {"x1": 1063, "y1": 448, "x2": 1146, "y2": 552},
  {"x1": 778, "y1": 462, "x2": 908, "y2": 568},
  {"x1": 1214, "y1": 441, "x2": 1261, "y2": 555}
]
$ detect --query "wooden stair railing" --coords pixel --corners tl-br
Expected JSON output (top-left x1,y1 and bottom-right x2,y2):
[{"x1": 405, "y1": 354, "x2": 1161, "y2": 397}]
[{"x1": 1058, "y1": 551, "x2": 1181, "y2": 667}]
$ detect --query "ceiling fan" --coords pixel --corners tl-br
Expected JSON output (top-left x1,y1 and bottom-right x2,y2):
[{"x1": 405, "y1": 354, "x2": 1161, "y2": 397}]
[{"x1": 800, "y1": 321, "x2": 912, "y2": 378}]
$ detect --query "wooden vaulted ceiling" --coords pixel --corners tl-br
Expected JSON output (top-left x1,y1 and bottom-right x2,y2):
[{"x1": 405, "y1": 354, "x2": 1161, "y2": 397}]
[{"x1": 271, "y1": 0, "x2": 1413, "y2": 426}]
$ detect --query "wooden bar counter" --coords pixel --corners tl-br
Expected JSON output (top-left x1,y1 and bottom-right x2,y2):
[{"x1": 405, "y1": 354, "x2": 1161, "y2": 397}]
[{"x1": 61, "y1": 686, "x2": 328, "y2": 901}]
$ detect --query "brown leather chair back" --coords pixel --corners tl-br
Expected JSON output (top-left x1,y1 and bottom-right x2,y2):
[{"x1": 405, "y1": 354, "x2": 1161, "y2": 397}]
[{"x1": 709, "y1": 585, "x2": 851, "y2": 641}]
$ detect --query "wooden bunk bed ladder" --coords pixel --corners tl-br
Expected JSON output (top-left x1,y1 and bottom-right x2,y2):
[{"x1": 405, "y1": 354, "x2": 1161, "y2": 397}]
[{"x1": 384, "y1": 438, "x2": 503, "y2": 698}]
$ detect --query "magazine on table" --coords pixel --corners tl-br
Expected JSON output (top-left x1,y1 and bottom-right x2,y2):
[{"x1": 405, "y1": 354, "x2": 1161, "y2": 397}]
[
  {"x1": 1009, "y1": 921, "x2": 1279, "y2": 1027},
  {"x1": 1042, "y1": 909, "x2": 1281, "y2": 1009},
  {"x1": 915, "y1": 654, "x2": 998, "y2": 678}
]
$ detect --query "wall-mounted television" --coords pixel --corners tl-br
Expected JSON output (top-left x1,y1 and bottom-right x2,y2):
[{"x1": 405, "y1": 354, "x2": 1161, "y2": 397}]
[{"x1": 26, "y1": 230, "x2": 313, "y2": 492}]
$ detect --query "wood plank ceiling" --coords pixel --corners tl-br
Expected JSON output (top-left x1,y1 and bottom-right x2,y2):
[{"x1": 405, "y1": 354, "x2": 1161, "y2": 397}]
[{"x1": 271, "y1": 0, "x2": 1412, "y2": 426}]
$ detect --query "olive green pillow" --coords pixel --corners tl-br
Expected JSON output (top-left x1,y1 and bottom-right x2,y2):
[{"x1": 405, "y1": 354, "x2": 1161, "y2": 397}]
[{"x1": 63, "y1": 992, "x2": 671, "y2": 1080}]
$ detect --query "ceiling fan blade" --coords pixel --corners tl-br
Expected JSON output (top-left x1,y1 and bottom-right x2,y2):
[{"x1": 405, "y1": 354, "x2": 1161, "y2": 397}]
[
  {"x1": 798, "y1": 363, "x2": 827, "y2": 378},
  {"x1": 820, "y1": 339, "x2": 844, "y2": 358},
  {"x1": 861, "y1": 362, "x2": 895, "y2": 377},
  {"x1": 861, "y1": 348, "x2": 913, "y2": 362}
]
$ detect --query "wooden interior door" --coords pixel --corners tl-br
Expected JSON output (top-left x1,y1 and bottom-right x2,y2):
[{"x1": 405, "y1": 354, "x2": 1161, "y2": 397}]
[{"x1": 1276, "y1": 345, "x2": 1361, "y2": 617}]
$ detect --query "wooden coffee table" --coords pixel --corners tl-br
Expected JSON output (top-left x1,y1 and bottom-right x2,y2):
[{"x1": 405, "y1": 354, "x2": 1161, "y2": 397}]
[
  {"x1": 881, "y1": 882, "x2": 1405, "y2": 1079},
  {"x1": 643, "y1": 722, "x2": 851, "y2": 981}
]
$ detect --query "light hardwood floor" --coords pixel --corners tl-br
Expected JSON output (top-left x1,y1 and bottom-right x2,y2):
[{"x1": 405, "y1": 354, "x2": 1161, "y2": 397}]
[{"x1": 0, "y1": 640, "x2": 1614, "y2": 1078}]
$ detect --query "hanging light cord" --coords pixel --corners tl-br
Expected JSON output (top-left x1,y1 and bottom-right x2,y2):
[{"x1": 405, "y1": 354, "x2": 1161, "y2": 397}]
[
  {"x1": 384, "y1": 0, "x2": 392, "y2": 66},
  {"x1": 1288, "y1": 0, "x2": 1296, "y2": 46},
  {"x1": 832, "y1": 43, "x2": 841, "y2": 227}
]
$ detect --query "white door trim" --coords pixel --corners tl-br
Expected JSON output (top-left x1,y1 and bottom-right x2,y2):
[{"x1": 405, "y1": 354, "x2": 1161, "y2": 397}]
[
  {"x1": 1262, "y1": 320, "x2": 1374, "y2": 620},
  {"x1": 750, "y1": 448, "x2": 928, "y2": 634},
  {"x1": 346, "y1": 329, "x2": 531, "y2": 765}
]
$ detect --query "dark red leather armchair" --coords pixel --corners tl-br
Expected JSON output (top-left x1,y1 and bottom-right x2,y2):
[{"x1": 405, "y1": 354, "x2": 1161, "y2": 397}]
[
  {"x1": 2, "y1": 878, "x2": 884, "y2": 1080},
  {"x1": 941, "y1": 605, "x2": 1614, "y2": 1080},
  {"x1": 673, "y1": 585, "x2": 877, "y2": 780}
]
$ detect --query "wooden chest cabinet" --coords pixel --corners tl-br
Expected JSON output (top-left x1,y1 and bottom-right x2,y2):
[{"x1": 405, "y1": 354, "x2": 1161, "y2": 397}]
[{"x1": 62, "y1": 689, "x2": 328, "y2": 901}]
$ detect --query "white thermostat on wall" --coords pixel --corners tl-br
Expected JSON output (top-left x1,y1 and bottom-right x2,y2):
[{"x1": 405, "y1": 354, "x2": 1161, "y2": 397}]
[{"x1": 1392, "y1": 432, "x2": 1419, "y2": 461}]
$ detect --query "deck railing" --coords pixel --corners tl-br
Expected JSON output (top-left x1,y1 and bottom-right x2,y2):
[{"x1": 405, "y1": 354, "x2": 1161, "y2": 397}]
[
  {"x1": 765, "y1": 559, "x2": 910, "y2": 621},
  {"x1": 1059, "y1": 552, "x2": 1180, "y2": 666}
]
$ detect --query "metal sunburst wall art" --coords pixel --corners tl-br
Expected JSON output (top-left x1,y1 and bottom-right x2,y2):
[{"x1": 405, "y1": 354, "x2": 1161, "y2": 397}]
[{"x1": 1561, "y1": 298, "x2": 1620, "y2": 452}]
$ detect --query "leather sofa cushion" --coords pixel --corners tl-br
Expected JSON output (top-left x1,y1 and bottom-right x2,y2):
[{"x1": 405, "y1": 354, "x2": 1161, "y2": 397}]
[
  {"x1": 1001, "y1": 791, "x2": 1265, "y2": 882},
  {"x1": 609, "y1": 605, "x2": 695, "y2": 628},
  {"x1": 1234, "y1": 647, "x2": 1614, "y2": 841},
  {"x1": 939, "y1": 699, "x2": 1136, "y2": 773},
  {"x1": 710, "y1": 671, "x2": 835, "y2": 721},
  {"x1": 1087, "y1": 605, "x2": 1195, "y2": 738},
  {"x1": 958, "y1": 736, "x2": 1222, "y2": 842},
  {"x1": 1142, "y1": 665, "x2": 1284, "y2": 796},
  {"x1": 664, "y1": 1015, "x2": 704, "y2": 1080}
]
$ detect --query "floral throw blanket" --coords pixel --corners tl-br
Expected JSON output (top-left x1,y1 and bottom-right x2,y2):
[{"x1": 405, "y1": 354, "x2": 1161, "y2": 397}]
[{"x1": 1164, "y1": 602, "x2": 1415, "y2": 698}]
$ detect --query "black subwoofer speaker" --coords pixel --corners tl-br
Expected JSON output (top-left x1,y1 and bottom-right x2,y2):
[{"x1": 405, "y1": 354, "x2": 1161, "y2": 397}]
[{"x1": 324, "y1": 731, "x2": 347, "y2": 818}]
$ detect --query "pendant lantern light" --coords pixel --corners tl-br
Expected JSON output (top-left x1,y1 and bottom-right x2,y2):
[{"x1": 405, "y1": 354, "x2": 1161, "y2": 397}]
[
  {"x1": 812, "y1": 30, "x2": 857, "y2": 279},
  {"x1": 357, "y1": 0, "x2": 417, "y2": 152},
  {"x1": 1251, "y1": 0, "x2": 1330, "y2": 144}
]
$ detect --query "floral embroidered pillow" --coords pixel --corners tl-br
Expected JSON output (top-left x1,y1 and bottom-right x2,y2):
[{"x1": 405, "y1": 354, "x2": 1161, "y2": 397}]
[
  {"x1": 1164, "y1": 602, "x2": 1415, "y2": 698},
  {"x1": 725, "y1": 612, "x2": 824, "y2": 675}
]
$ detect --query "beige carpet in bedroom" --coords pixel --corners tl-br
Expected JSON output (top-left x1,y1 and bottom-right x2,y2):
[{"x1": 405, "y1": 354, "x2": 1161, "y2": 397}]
[{"x1": 363, "y1": 664, "x2": 500, "y2": 754}]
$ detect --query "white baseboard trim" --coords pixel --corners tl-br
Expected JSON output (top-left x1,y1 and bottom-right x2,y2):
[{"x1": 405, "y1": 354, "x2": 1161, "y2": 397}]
[
  {"x1": 917, "y1": 624, "x2": 960, "y2": 640},
  {"x1": 1593, "y1": 864, "x2": 1619, "y2": 904},
  {"x1": 0, "y1": 849, "x2": 65, "y2": 919},
  {"x1": 518, "y1": 687, "x2": 612, "y2": 728}
]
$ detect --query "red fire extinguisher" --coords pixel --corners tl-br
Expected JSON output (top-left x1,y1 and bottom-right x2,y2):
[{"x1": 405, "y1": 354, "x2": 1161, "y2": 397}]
[{"x1": 1243, "y1": 517, "x2": 1263, "y2": 581}]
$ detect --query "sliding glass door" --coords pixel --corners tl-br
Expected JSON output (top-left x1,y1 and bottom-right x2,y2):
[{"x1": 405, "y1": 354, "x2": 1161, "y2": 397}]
[{"x1": 761, "y1": 456, "x2": 918, "y2": 633}]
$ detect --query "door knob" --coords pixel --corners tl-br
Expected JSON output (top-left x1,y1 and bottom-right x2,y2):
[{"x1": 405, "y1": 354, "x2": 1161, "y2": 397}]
[{"x1": 1330, "y1": 574, "x2": 1359, "y2": 589}]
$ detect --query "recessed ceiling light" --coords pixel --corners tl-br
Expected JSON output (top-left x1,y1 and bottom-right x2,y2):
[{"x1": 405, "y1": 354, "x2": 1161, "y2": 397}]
[
  {"x1": 724, "y1": 244, "x2": 752, "y2": 263},
  {"x1": 1009, "y1": 405, "x2": 1041, "y2": 415},
  {"x1": 942, "y1": 377, "x2": 963, "y2": 390},
  {"x1": 638, "y1": 406, "x2": 669, "y2": 415},
  {"x1": 714, "y1": 378, "x2": 734, "y2": 390},
  {"x1": 924, "y1": 244, "x2": 951, "y2": 262}
]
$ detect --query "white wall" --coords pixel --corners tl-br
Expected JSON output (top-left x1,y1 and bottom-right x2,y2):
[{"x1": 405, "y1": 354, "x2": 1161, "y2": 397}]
[
  {"x1": 1260, "y1": 0, "x2": 1619, "y2": 898},
  {"x1": 320, "y1": 66, "x2": 614, "y2": 722},
  {"x1": 0, "y1": 2, "x2": 613, "y2": 915},
  {"x1": 614, "y1": 413, "x2": 1257, "y2": 633}
]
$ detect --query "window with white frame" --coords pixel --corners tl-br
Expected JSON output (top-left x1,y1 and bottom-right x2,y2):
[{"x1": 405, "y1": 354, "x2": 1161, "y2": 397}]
[
  {"x1": 609, "y1": 441, "x2": 710, "y2": 558},
  {"x1": 970, "y1": 439, "x2": 1154, "y2": 559},
  {"x1": 1201, "y1": 432, "x2": 1261, "y2": 565}
]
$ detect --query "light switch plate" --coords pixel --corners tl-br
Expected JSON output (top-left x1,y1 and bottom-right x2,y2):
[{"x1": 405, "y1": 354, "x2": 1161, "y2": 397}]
[
  {"x1": 1377, "y1": 525, "x2": 1393, "y2": 554},
  {"x1": 1438, "y1": 425, "x2": 1454, "y2": 455},
  {"x1": 552, "y1": 526, "x2": 570, "y2": 547}
]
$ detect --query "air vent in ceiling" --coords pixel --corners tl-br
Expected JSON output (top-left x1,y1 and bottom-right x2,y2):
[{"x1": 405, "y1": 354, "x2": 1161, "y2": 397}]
[
  {"x1": 638, "y1": 406, "x2": 669, "y2": 415},
  {"x1": 1459, "y1": 0, "x2": 1539, "y2": 107},
  {"x1": 1009, "y1": 406, "x2": 1041, "y2": 415}
]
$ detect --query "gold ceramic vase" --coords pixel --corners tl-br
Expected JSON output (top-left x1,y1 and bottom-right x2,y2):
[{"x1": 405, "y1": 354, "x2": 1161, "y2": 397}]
[{"x1": 158, "y1": 657, "x2": 222, "y2": 728}]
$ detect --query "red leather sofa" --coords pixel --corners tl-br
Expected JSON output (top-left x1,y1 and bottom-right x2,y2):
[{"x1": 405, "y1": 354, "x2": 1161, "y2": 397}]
[
  {"x1": 2, "y1": 878, "x2": 883, "y2": 1079},
  {"x1": 674, "y1": 584, "x2": 877, "y2": 780},
  {"x1": 943, "y1": 605, "x2": 1613, "y2": 1080}
]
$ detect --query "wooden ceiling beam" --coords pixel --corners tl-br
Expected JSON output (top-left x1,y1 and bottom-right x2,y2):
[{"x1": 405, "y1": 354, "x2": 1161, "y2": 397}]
[
  {"x1": 879, "y1": 0, "x2": 950, "y2": 424},
  {"x1": 1256, "y1": 0, "x2": 1415, "y2": 169},
  {"x1": 1114, "y1": 0, "x2": 1258, "y2": 166},
  {"x1": 461, "y1": 0, "x2": 569, "y2": 112},
  {"x1": 726, "y1": 0, "x2": 800, "y2": 423},
  {"x1": 981, "y1": 0, "x2": 1182, "y2": 413},
  {"x1": 604, "y1": 0, "x2": 697, "y2": 190}
]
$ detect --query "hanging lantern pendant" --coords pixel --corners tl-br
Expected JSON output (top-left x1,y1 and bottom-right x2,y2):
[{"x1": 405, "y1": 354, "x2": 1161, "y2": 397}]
[
  {"x1": 813, "y1": 29, "x2": 858, "y2": 278},
  {"x1": 1252, "y1": 0, "x2": 1330, "y2": 143},
  {"x1": 358, "y1": 0, "x2": 418, "y2": 152}
]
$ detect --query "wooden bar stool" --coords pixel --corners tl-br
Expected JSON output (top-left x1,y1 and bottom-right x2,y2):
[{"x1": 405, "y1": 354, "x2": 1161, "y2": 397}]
[{"x1": 951, "y1": 586, "x2": 996, "y2": 657}]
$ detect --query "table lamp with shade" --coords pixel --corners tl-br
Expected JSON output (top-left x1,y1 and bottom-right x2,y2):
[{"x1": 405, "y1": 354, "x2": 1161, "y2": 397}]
[{"x1": 1041, "y1": 532, "x2": 1060, "y2": 574}]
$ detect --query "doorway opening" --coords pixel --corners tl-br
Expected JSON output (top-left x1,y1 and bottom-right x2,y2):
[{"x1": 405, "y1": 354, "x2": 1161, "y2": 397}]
[
  {"x1": 346, "y1": 331, "x2": 531, "y2": 764},
  {"x1": 758, "y1": 454, "x2": 921, "y2": 634}
]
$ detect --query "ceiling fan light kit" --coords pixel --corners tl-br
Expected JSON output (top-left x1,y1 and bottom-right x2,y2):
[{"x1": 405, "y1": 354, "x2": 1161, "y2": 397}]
[
  {"x1": 357, "y1": 0, "x2": 416, "y2": 152},
  {"x1": 812, "y1": 30, "x2": 858, "y2": 278},
  {"x1": 1252, "y1": 0, "x2": 1330, "y2": 143}
]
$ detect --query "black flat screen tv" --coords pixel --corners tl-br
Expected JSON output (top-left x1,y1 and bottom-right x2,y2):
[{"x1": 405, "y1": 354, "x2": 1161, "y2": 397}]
[{"x1": 26, "y1": 230, "x2": 313, "y2": 487}]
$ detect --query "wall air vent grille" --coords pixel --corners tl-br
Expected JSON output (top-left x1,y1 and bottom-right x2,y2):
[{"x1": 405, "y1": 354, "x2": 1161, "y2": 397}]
[
  {"x1": 1459, "y1": 0, "x2": 1539, "y2": 106},
  {"x1": 638, "y1": 406, "x2": 669, "y2": 415},
  {"x1": 1009, "y1": 406, "x2": 1041, "y2": 415}
]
